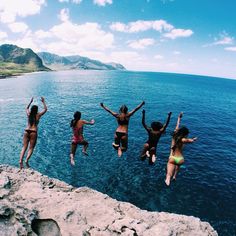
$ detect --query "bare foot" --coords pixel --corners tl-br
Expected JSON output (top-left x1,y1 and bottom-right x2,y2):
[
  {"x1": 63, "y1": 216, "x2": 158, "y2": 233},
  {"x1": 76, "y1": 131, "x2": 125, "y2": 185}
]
[
  {"x1": 19, "y1": 162, "x2": 24, "y2": 169},
  {"x1": 165, "y1": 177, "x2": 171, "y2": 186},
  {"x1": 25, "y1": 161, "x2": 30, "y2": 168},
  {"x1": 82, "y1": 150, "x2": 88, "y2": 156},
  {"x1": 118, "y1": 147, "x2": 122, "y2": 157},
  {"x1": 151, "y1": 155, "x2": 156, "y2": 163},
  {"x1": 70, "y1": 154, "x2": 75, "y2": 166}
]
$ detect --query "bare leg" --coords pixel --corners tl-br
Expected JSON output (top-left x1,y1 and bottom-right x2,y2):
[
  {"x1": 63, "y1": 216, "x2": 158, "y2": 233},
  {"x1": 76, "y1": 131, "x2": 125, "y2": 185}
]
[
  {"x1": 25, "y1": 132, "x2": 37, "y2": 168},
  {"x1": 82, "y1": 140, "x2": 89, "y2": 156},
  {"x1": 141, "y1": 143, "x2": 149, "y2": 160},
  {"x1": 119, "y1": 135, "x2": 128, "y2": 157},
  {"x1": 149, "y1": 147, "x2": 156, "y2": 165},
  {"x1": 112, "y1": 133, "x2": 120, "y2": 150},
  {"x1": 165, "y1": 160, "x2": 176, "y2": 186},
  {"x1": 19, "y1": 132, "x2": 29, "y2": 169},
  {"x1": 70, "y1": 143, "x2": 77, "y2": 166},
  {"x1": 173, "y1": 165, "x2": 181, "y2": 180},
  {"x1": 118, "y1": 147, "x2": 122, "y2": 157}
]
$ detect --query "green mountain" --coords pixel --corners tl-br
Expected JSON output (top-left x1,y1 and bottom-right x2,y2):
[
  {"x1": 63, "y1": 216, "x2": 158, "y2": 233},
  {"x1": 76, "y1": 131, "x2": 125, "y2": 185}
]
[
  {"x1": 38, "y1": 52, "x2": 126, "y2": 71},
  {"x1": 0, "y1": 44, "x2": 50, "y2": 77}
]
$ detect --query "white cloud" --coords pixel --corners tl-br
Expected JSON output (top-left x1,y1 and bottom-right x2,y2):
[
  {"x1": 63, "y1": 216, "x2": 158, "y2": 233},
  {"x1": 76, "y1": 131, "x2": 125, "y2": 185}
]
[
  {"x1": 225, "y1": 47, "x2": 236, "y2": 52},
  {"x1": 8, "y1": 22, "x2": 28, "y2": 33},
  {"x1": 203, "y1": 33, "x2": 234, "y2": 47},
  {"x1": 163, "y1": 29, "x2": 193, "y2": 39},
  {"x1": 58, "y1": 0, "x2": 82, "y2": 4},
  {"x1": 49, "y1": 21, "x2": 114, "y2": 50},
  {"x1": 154, "y1": 54, "x2": 163, "y2": 59},
  {"x1": 58, "y1": 8, "x2": 70, "y2": 22},
  {"x1": 173, "y1": 51, "x2": 181, "y2": 55},
  {"x1": 0, "y1": 0, "x2": 45, "y2": 23},
  {"x1": 128, "y1": 38, "x2": 155, "y2": 49},
  {"x1": 72, "y1": 0, "x2": 82, "y2": 3},
  {"x1": 35, "y1": 30, "x2": 52, "y2": 39},
  {"x1": 0, "y1": 31, "x2": 7, "y2": 39},
  {"x1": 110, "y1": 20, "x2": 174, "y2": 33},
  {"x1": 214, "y1": 36, "x2": 234, "y2": 45},
  {"x1": 93, "y1": 0, "x2": 112, "y2": 6}
]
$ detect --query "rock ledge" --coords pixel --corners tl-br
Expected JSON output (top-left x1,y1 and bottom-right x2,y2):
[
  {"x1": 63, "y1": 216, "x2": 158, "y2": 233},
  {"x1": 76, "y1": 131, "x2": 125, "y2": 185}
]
[{"x1": 0, "y1": 165, "x2": 218, "y2": 236}]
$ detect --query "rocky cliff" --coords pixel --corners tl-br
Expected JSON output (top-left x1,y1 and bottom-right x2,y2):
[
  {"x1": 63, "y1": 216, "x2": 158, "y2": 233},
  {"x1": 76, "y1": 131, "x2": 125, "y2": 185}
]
[
  {"x1": 0, "y1": 165, "x2": 218, "y2": 236},
  {"x1": 0, "y1": 44, "x2": 50, "y2": 77}
]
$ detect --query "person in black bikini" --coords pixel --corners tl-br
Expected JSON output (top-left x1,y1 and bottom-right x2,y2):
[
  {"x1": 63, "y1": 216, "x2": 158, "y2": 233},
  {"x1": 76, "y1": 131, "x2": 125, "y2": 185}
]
[
  {"x1": 100, "y1": 101, "x2": 145, "y2": 157},
  {"x1": 19, "y1": 97, "x2": 47, "y2": 169},
  {"x1": 141, "y1": 109, "x2": 172, "y2": 165}
]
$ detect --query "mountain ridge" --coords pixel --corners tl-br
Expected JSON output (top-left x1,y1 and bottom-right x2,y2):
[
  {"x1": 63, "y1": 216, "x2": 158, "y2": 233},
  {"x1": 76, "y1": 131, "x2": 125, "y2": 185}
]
[
  {"x1": 0, "y1": 44, "x2": 50, "y2": 77},
  {"x1": 38, "y1": 51, "x2": 126, "y2": 71}
]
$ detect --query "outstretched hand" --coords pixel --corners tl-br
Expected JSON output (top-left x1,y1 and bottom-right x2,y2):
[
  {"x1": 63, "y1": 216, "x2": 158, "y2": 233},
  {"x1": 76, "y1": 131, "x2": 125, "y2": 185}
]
[
  {"x1": 179, "y1": 112, "x2": 183, "y2": 118},
  {"x1": 90, "y1": 119, "x2": 95, "y2": 125},
  {"x1": 41, "y1": 97, "x2": 45, "y2": 103},
  {"x1": 142, "y1": 109, "x2": 145, "y2": 114},
  {"x1": 168, "y1": 112, "x2": 172, "y2": 116},
  {"x1": 100, "y1": 102, "x2": 104, "y2": 107},
  {"x1": 141, "y1": 101, "x2": 145, "y2": 106},
  {"x1": 30, "y1": 97, "x2": 34, "y2": 103},
  {"x1": 193, "y1": 137, "x2": 198, "y2": 142}
]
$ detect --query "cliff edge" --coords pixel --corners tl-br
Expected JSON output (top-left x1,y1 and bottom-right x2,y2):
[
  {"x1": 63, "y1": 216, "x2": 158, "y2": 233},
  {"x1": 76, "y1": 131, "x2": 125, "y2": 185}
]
[{"x1": 0, "y1": 165, "x2": 217, "y2": 236}]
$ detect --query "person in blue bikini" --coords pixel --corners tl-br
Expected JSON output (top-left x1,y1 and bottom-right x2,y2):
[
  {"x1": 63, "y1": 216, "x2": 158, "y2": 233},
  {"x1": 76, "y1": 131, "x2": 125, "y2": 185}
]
[
  {"x1": 165, "y1": 112, "x2": 197, "y2": 186},
  {"x1": 100, "y1": 101, "x2": 145, "y2": 157}
]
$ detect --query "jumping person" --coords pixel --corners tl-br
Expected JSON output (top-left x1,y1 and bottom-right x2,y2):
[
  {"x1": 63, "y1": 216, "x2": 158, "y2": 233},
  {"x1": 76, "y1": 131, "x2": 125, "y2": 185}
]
[
  {"x1": 141, "y1": 109, "x2": 172, "y2": 165},
  {"x1": 165, "y1": 112, "x2": 197, "y2": 186},
  {"x1": 100, "y1": 101, "x2": 145, "y2": 157},
  {"x1": 70, "y1": 111, "x2": 95, "y2": 166},
  {"x1": 19, "y1": 97, "x2": 47, "y2": 169}
]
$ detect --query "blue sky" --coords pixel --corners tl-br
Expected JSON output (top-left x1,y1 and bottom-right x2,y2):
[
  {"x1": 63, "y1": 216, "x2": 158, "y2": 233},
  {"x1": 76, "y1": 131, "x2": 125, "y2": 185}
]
[{"x1": 0, "y1": 0, "x2": 236, "y2": 79}]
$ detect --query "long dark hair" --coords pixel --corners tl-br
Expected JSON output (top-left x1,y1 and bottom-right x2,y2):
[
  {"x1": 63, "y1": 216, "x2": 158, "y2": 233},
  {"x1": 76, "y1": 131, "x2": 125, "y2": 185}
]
[
  {"x1": 119, "y1": 105, "x2": 128, "y2": 114},
  {"x1": 172, "y1": 126, "x2": 189, "y2": 153},
  {"x1": 70, "y1": 111, "x2": 81, "y2": 128},
  {"x1": 29, "y1": 105, "x2": 38, "y2": 126}
]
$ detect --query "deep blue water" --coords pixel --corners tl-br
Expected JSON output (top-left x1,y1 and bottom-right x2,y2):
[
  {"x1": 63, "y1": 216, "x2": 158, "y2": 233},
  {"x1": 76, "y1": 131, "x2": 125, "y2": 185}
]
[{"x1": 0, "y1": 70, "x2": 236, "y2": 235}]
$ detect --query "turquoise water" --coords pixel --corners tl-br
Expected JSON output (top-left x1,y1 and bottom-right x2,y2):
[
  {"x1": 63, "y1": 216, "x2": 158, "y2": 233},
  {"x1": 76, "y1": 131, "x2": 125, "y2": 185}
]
[{"x1": 0, "y1": 70, "x2": 236, "y2": 235}]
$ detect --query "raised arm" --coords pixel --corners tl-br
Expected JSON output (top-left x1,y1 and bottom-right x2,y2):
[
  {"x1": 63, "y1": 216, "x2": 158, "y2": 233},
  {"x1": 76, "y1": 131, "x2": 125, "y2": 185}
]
[
  {"x1": 128, "y1": 101, "x2": 145, "y2": 117},
  {"x1": 175, "y1": 112, "x2": 183, "y2": 131},
  {"x1": 38, "y1": 97, "x2": 47, "y2": 117},
  {"x1": 83, "y1": 119, "x2": 95, "y2": 125},
  {"x1": 100, "y1": 103, "x2": 118, "y2": 117},
  {"x1": 160, "y1": 112, "x2": 172, "y2": 132},
  {"x1": 142, "y1": 109, "x2": 150, "y2": 131},
  {"x1": 26, "y1": 97, "x2": 34, "y2": 116}
]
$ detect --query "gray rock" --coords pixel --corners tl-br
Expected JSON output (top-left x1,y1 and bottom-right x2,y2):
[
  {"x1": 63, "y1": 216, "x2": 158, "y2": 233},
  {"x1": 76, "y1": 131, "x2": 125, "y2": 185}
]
[{"x1": 0, "y1": 165, "x2": 218, "y2": 236}]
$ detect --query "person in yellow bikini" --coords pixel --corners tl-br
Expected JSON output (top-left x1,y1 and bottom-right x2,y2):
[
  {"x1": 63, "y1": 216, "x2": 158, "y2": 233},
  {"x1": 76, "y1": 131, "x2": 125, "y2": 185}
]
[{"x1": 165, "y1": 112, "x2": 197, "y2": 186}]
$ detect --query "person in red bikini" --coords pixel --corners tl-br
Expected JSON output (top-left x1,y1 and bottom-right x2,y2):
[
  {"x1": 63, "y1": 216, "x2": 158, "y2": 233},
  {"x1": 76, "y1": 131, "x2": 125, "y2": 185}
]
[
  {"x1": 70, "y1": 111, "x2": 95, "y2": 166},
  {"x1": 19, "y1": 97, "x2": 47, "y2": 169}
]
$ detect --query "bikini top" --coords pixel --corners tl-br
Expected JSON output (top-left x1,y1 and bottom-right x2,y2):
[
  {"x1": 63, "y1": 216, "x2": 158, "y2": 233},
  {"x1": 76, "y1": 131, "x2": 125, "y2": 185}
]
[{"x1": 117, "y1": 116, "x2": 129, "y2": 125}]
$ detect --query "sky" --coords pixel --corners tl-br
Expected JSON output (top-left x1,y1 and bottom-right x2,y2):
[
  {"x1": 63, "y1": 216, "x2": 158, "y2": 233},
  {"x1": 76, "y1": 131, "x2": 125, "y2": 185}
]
[{"x1": 0, "y1": 0, "x2": 236, "y2": 79}]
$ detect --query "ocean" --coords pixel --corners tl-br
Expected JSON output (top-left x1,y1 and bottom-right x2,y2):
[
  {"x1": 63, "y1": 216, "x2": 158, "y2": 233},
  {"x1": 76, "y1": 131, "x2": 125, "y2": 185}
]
[{"x1": 0, "y1": 70, "x2": 236, "y2": 235}]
